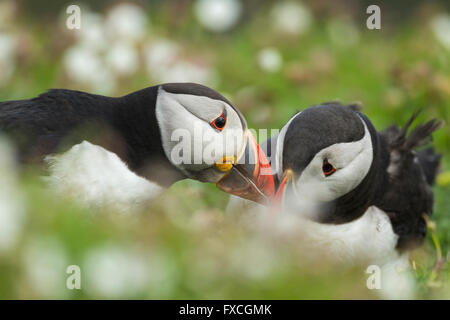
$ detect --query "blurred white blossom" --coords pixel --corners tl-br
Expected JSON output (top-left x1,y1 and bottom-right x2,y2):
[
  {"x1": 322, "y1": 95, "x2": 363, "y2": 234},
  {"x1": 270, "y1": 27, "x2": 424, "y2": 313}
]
[
  {"x1": 161, "y1": 61, "x2": 217, "y2": 84},
  {"x1": 194, "y1": 0, "x2": 242, "y2": 32},
  {"x1": 257, "y1": 47, "x2": 283, "y2": 73},
  {"x1": 144, "y1": 39, "x2": 180, "y2": 76},
  {"x1": 0, "y1": 34, "x2": 17, "y2": 86},
  {"x1": 106, "y1": 41, "x2": 139, "y2": 76},
  {"x1": 84, "y1": 245, "x2": 150, "y2": 298},
  {"x1": 0, "y1": 138, "x2": 25, "y2": 252},
  {"x1": 75, "y1": 12, "x2": 107, "y2": 51},
  {"x1": 63, "y1": 9, "x2": 118, "y2": 93},
  {"x1": 431, "y1": 14, "x2": 450, "y2": 50},
  {"x1": 105, "y1": 3, "x2": 148, "y2": 41},
  {"x1": 63, "y1": 44, "x2": 116, "y2": 93},
  {"x1": 271, "y1": 1, "x2": 313, "y2": 35},
  {"x1": 22, "y1": 238, "x2": 68, "y2": 298},
  {"x1": 144, "y1": 39, "x2": 217, "y2": 85},
  {"x1": 64, "y1": 45, "x2": 102, "y2": 82},
  {"x1": 380, "y1": 257, "x2": 416, "y2": 299},
  {"x1": 63, "y1": 4, "x2": 148, "y2": 93}
]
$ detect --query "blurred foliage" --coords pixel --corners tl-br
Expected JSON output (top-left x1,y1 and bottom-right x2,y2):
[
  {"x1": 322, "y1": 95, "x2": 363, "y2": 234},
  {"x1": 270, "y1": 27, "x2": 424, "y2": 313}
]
[{"x1": 0, "y1": 0, "x2": 449, "y2": 299}]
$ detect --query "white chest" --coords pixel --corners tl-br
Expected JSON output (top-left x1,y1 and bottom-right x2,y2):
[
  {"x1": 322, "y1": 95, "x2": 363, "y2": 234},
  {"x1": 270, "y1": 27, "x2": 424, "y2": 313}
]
[
  {"x1": 227, "y1": 196, "x2": 399, "y2": 264},
  {"x1": 44, "y1": 141, "x2": 164, "y2": 213},
  {"x1": 286, "y1": 206, "x2": 399, "y2": 264}
]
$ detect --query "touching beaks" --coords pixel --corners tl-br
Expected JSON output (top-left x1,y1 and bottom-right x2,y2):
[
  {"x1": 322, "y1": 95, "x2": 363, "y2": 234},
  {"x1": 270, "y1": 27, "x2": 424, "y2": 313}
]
[
  {"x1": 216, "y1": 133, "x2": 275, "y2": 204},
  {"x1": 270, "y1": 169, "x2": 295, "y2": 214}
]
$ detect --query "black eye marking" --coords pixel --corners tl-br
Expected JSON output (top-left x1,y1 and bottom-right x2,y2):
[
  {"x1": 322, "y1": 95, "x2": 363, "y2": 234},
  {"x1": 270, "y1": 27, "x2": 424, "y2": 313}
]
[
  {"x1": 322, "y1": 158, "x2": 336, "y2": 177},
  {"x1": 210, "y1": 109, "x2": 227, "y2": 131}
]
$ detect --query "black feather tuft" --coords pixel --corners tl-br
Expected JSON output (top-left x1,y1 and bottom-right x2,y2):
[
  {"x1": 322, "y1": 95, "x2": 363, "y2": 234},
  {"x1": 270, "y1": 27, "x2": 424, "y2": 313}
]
[
  {"x1": 377, "y1": 110, "x2": 442, "y2": 251},
  {"x1": 392, "y1": 110, "x2": 443, "y2": 151},
  {"x1": 404, "y1": 118, "x2": 443, "y2": 150}
]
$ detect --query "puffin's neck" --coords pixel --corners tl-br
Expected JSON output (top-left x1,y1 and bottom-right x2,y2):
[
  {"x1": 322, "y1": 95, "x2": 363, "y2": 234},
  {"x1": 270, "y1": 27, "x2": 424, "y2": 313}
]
[
  {"x1": 111, "y1": 86, "x2": 186, "y2": 188},
  {"x1": 318, "y1": 114, "x2": 390, "y2": 224}
]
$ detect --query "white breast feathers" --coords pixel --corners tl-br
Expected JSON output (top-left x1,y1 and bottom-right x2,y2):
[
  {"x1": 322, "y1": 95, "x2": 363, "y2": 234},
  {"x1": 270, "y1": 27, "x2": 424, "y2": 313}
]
[{"x1": 44, "y1": 141, "x2": 163, "y2": 213}]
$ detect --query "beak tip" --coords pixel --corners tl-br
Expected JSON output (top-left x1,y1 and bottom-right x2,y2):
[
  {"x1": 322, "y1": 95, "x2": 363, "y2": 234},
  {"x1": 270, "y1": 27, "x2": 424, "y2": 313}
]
[{"x1": 216, "y1": 133, "x2": 276, "y2": 205}]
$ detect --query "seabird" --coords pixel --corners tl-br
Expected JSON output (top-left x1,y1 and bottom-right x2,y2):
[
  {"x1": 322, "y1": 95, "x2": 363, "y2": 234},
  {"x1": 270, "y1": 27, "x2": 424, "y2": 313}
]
[{"x1": 227, "y1": 102, "x2": 442, "y2": 298}]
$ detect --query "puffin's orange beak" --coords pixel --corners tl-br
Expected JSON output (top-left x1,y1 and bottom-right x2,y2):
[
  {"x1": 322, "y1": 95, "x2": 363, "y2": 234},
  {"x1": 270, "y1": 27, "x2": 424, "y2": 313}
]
[
  {"x1": 270, "y1": 169, "x2": 294, "y2": 214},
  {"x1": 216, "y1": 133, "x2": 275, "y2": 204}
]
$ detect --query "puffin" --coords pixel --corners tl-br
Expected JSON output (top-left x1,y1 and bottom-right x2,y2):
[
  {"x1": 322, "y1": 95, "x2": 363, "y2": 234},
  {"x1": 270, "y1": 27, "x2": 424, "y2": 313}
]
[
  {"x1": 227, "y1": 102, "x2": 441, "y2": 297},
  {"x1": 0, "y1": 83, "x2": 275, "y2": 212}
]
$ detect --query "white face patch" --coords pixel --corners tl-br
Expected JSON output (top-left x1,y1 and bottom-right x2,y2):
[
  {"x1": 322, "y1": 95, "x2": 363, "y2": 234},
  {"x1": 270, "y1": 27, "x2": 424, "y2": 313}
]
[
  {"x1": 291, "y1": 118, "x2": 373, "y2": 204},
  {"x1": 155, "y1": 87, "x2": 245, "y2": 182}
]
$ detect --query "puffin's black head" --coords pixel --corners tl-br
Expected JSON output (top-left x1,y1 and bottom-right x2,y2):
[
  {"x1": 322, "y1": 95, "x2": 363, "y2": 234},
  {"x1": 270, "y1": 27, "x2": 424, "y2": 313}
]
[
  {"x1": 154, "y1": 83, "x2": 275, "y2": 203},
  {"x1": 274, "y1": 103, "x2": 383, "y2": 223}
]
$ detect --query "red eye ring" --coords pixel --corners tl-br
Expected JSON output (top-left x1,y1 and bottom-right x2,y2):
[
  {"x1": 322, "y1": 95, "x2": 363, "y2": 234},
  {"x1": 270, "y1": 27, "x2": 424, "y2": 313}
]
[
  {"x1": 210, "y1": 110, "x2": 227, "y2": 131},
  {"x1": 322, "y1": 159, "x2": 336, "y2": 177}
]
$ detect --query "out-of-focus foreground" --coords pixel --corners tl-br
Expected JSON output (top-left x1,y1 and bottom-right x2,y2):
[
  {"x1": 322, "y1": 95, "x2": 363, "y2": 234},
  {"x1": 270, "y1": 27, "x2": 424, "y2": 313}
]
[{"x1": 0, "y1": 0, "x2": 449, "y2": 299}]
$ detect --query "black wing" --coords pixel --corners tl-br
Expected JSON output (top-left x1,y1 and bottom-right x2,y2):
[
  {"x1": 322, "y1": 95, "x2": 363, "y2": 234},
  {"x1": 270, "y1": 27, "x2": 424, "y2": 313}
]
[{"x1": 376, "y1": 112, "x2": 442, "y2": 251}]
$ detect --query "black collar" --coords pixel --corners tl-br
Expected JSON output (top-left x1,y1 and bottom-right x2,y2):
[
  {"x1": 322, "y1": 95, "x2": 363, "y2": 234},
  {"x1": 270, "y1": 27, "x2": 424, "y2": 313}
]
[{"x1": 112, "y1": 86, "x2": 186, "y2": 187}]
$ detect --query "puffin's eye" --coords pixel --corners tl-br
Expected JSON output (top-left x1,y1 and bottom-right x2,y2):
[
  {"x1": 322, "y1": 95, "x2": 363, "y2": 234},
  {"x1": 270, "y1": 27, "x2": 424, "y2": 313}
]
[
  {"x1": 210, "y1": 110, "x2": 227, "y2": 131},
  {"x1": 322, "y1": 159, "x2": 336, "y2": 177}
]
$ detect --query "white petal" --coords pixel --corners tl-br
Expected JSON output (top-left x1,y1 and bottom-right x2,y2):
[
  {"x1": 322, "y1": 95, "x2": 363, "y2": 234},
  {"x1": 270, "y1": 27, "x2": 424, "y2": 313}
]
[
  {"x1": 194, "y1": 0, "x2": 242, "y2": 32},
  {"x1": 257, "y1": 47, "x2": 283, "y2": 73}
]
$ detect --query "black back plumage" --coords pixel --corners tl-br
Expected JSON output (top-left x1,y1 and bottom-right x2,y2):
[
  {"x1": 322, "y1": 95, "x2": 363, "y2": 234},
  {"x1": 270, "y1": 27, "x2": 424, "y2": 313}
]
[
  {"x1": 375, "y1": 112, "x2": 442, "y2": 251},
  {"x1": 417, "y1": 147, "x2": 441, "y2": 185},
  {"x1": 0, "y1": 89, "x2": 118, "y2": 162}
]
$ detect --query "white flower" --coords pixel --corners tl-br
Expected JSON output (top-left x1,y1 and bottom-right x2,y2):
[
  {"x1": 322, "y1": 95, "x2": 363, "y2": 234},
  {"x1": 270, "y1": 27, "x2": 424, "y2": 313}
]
[
  {"x1": 380, "y1": 257, "x2": 416, "y2": 299},
  {"x1": 271, "y1": 1, "x2": 313, "y2": 35},
  {"x1": 63, "y1": 44, "x2": 116, "y2": 93},
  {"x1": 161, "y1": 61, "x2": 217, "y2": 85},
  {"x1": 22, "y1": 238, "x2": 68, "y2": 298},
  {"x1": 144, "y1": 39, "x2": 217, "y2": 85},
  {"x1": 75, "y1": 12, "x2": 107, "y2": 51},
  {"x1": 84, "y1": 245, "x2": 149, "y2": 298},
  {"x1": 0, "y1": 33, "x2": 16, "y2": 86},
  {"x1": 194, "y1": 0, "x2": 242, "y2": 32},
  {"x1": 257, "y1": 47, "x2": 283, "y2": 73},
  {"x1": 106, "y1": 41, "x2": 139, "y2": 76},
  {"x1": 105, "y1": 3, "x2": 148, "y2": 41},
  {"x1": 431, "y1": 14, "x2": 450, "y2": 50},
  {"x1": 64, "y1": 45, "x2": 102, "y2": 82},
  {"x1": 144, "y1": 39, "x2": 180, "y2": 75},
  {"x1": 0, "y1": 138, "x2": 25, "y2": 252}
]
